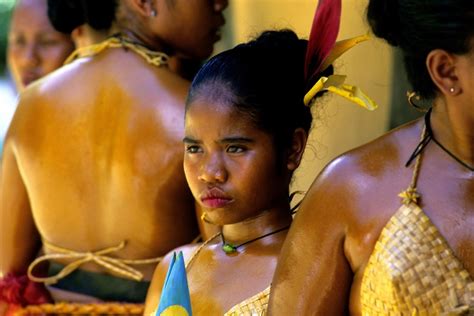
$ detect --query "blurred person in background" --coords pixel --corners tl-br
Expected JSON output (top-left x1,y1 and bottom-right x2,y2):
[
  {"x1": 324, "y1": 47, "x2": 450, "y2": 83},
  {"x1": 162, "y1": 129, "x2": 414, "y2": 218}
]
[
  {"x1": 0, "y1": 0, "x2": 74, "y2": 155},
  {"x1": 7, "y1": 0, "x2": 74, "y2": 92},
  {"x1": 0, "y1": 0, "x2": 227, "y2": 315}
]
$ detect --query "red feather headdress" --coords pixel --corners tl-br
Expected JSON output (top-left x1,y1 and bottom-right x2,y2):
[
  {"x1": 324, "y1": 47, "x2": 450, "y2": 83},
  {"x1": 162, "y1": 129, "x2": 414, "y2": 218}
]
[
  {"x1": 304, "y1": 0, "x2": 341, "y2": 84},
  {"x1": 303, "y1": 0, "x2": 377, "y2": 110}
]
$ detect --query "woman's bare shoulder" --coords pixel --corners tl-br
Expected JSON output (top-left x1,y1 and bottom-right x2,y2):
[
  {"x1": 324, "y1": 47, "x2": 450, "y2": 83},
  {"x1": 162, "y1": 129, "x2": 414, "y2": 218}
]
[
  {"x1": 144, "y1": 242, "x2": 203, "y2": 315},
  {"x1": 302, "y1": 119, "x2": 424, "y2": 221}
]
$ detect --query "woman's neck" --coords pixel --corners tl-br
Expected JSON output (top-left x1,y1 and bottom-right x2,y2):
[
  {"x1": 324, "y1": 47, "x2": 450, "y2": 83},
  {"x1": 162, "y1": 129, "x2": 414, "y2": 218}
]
[
  {"x1": 431, "y1": 98, "x2": 474, "y2": 169},
  {"x1": 221, "y1": 206, "x2": 293, "y2": 246},
  {"x1": 119, "y1": 28, "x2": 169, "y2": 54}
]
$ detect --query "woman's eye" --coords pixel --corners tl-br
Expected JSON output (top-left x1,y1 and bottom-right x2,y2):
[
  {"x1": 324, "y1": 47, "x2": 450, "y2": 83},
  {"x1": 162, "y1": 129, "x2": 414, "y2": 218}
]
[
  {"x1": 39, "y1": 38, "x2": 59, "y2": 46},
  {"x1": 186, "y1": 145, "x2": 202, "y2": 154},
  {"x1": 9, "y1": 35, "x2": 25, "y2": 47},
  {"x1": 227, "y1": 145, "x2": 245, "y2": 154}
]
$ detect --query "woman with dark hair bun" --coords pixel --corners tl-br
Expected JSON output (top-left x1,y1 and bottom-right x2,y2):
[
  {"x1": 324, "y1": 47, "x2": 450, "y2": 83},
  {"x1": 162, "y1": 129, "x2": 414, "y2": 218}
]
[
  {"x1": 0, "y1": 0, "x2": 227, "y2": 314},
  {"x1": 269, "y1": 0, "x2": 474, "y2": 314},
  {"x1": 143, "y1": 0, "x2": 376, "y2": 313},
  {"x1": 47, "y1": 0, "x2": 116, "y2": 48}
]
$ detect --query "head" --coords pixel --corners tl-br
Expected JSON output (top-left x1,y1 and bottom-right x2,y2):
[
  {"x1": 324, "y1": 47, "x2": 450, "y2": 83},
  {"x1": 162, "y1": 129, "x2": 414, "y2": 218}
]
[
  {"x1": 367, "y1": 0, "x2": 474, "y2": 101},
  {"x1": 183, "y1": 30, "x2": 326, "y2": 225},
  {"x1": 47, "y1": 0, "x2": 116, "y2": 48},
  {"x1": 117, "y1": 0, "x2": 227, "y2": 60},
  {"x1": 7, "y1": 0, "x2": 75, "y2": 91}
]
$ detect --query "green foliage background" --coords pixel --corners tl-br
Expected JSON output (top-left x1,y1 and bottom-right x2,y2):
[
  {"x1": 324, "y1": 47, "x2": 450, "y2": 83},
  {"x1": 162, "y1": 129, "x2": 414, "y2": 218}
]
[{"x1": 0, "y1": 0, "x2": 14, "y2": 74}]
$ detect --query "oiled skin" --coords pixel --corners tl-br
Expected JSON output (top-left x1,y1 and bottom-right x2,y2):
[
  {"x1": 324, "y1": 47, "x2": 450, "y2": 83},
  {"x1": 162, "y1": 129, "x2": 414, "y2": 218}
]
[
  {"x1": 0, "y1": 48, "x2": 199, "y2": 280},
  {"x1": 269, "y1": 116, "x2": 474, "y2": 315}
]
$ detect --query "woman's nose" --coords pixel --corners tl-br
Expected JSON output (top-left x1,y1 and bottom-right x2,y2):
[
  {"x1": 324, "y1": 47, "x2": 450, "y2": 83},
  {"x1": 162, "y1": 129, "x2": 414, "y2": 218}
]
[
  {"x1": 19, "y1": 42, "x2": 40, "y2": 68},
  {"x1": 198, "y1": 154, "x2": 228, "y2": 184}
]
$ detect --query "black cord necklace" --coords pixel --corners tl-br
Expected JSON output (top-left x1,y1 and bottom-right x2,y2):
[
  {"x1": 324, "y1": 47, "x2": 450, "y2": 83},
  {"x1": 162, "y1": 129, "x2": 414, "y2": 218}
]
[
  {"x1": 425, "y1": 109, "x2": 474, "y2": 171},
  {"x1": 221, "y1": 225, "x2": 291, "y2": 254}
]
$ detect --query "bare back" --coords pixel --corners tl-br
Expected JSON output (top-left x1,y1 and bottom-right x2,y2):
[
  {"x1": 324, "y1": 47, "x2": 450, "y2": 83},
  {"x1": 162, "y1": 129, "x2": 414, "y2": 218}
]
[{"x1": 1, "y1": 48, "x2": 198, "y2": 279}]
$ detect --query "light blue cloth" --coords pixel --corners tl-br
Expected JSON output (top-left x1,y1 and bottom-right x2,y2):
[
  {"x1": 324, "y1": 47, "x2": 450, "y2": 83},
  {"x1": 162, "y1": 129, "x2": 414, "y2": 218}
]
[{"x1": 156, "y1": 251, "x2": 192, "y2": 316}]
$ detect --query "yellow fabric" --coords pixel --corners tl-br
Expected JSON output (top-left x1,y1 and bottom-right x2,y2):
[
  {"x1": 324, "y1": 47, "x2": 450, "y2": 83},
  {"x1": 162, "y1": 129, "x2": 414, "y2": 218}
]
[
  {"x1": 360, "y1": 203, "x2": 474, "y2": 315},
  {"x1": 224, "y1": 286, "x2": 270, "y2": 316}
]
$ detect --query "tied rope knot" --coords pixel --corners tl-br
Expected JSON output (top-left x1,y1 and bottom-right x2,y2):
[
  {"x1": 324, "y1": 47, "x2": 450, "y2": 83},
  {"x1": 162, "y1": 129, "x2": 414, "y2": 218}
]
[{"x1": 27, "y1": 240, "x2": 162, "y2": 285}]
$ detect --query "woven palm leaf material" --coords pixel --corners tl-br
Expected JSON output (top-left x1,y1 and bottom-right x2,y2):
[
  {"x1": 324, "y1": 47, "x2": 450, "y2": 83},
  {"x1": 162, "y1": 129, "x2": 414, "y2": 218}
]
[
  {"x1": 13, "y1": 302, "x2": 144, "y2": 315},
  {"x1": 224, "y1": 286, "x2": 270, "y2": 316},
  {"x1": 360, "y1": 126, "x2": 474, "y2": 315},
  {"x1": 360, "y1": 204, "x2": 474, "y2": 315}
]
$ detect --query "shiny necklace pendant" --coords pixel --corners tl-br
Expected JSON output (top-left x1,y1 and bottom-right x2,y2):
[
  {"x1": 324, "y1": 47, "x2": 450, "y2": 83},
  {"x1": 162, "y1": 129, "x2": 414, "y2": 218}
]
[
  {"x1": 222, "y1": 243, "x2": 237, "y2": 254},
  {"x1": 220, "y1": 224, "x2": 291, "y2": 255}
]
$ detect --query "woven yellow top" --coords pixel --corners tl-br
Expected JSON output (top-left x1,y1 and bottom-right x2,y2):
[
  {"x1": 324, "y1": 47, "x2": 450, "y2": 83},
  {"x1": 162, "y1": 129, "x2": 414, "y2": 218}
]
[
  {"x1": 224, "y1": 286, "x2": 270, "y2": 316},
  {"x1": 360, "y1": 203, "x2": 474, "y2": 315}
]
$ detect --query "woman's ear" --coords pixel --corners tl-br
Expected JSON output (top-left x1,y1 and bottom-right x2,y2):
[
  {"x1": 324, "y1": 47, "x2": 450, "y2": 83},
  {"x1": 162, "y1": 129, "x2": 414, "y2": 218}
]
[
  {"x1": 426, "y1": 49, "x2": 461, "y2": 96},
  {"x1": 127, "y1": 0, "x2": 157, "y2": 18},
  {"x1": 287, "y1": 128, "x2": 308, "y2": 171}
]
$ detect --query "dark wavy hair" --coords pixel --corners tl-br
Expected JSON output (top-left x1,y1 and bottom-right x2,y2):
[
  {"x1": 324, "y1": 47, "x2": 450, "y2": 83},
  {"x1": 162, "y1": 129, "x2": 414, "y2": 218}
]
[
  {"x1": 367, "y1": 0, "x2": 474, "y2": 99},
  {"x1": 186, "y1": 29, "x2": 333, "y2": 154},
  {"x1": 47, "y1": 0, "x2": 117, "y2": 34}
]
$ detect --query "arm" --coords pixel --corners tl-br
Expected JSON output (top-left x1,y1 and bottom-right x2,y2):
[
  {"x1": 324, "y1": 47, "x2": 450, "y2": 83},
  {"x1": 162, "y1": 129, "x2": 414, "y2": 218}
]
[
  {"x1": 268, "y1": 160, "x2": 355, "y2": 315},
  {"x1": 0, "y1": 119, "x2": 44, "y2": 314},
  {"x1": 0, "y1": 128, "x2": 41, "y2": 277}
]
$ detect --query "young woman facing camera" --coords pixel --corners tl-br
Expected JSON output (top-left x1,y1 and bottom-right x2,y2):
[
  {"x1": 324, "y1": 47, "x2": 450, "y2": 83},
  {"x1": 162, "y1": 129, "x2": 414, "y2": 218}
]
[
  {"x1": 144, "y1": 29, "x2": 313, "y2": 315},
  {"x1": 144, "y1": 17, "x2": 373, "y2": 311}
]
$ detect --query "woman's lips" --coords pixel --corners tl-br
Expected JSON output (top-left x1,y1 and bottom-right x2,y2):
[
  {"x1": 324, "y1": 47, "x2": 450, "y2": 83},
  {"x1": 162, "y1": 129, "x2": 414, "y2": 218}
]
[{"x1": 200, "y1": 187, "x2": 233, "y2": 208}]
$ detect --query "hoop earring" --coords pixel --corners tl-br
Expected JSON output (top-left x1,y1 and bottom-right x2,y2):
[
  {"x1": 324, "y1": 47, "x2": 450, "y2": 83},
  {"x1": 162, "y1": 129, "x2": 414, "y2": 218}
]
[{"x1": 406, "y1": 91, "x2": 428, "y2": 113}]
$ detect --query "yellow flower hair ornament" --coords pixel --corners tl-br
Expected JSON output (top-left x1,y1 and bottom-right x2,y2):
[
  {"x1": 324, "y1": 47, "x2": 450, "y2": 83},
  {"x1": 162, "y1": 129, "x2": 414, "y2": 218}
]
[
  {"x1": 304, "y1": 34, "x2": 377, "y2": 111},
  {"x1": 303, "y1": 0, "x2": 378, "y2": 111}
]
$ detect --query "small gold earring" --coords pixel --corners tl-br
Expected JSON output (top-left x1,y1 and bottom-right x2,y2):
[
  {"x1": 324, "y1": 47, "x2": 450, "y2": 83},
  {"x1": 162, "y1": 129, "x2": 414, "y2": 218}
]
[{"x1": 200, "y1": 212, "x2": 213, "y2": 224}]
